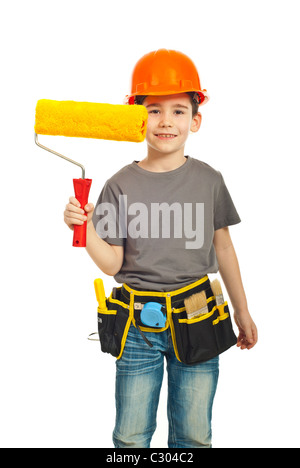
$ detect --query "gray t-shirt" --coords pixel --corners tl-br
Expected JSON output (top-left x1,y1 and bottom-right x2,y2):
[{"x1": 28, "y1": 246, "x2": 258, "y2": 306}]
[{"x1": 92, "y1": 156, "x2": 241, "y2": 291}]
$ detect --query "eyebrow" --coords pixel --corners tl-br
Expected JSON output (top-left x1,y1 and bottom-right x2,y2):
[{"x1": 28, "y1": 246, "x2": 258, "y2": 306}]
[{"x1": 146, "y1": 103, "x2": 189, "y2": 109}]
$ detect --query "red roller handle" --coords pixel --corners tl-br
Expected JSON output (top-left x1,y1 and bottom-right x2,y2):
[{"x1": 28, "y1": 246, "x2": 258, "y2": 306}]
[{"x1": 72, "y1": 178, "x2": 92, "y2": 247}]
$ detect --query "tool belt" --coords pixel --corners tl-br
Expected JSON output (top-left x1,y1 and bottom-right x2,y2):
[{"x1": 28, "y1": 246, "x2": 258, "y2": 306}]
[{"x1": 96, "y1": 276, "x2": 237, "y2": 365}]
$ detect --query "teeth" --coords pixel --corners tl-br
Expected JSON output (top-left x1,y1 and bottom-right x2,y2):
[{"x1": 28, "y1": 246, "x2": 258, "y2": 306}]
[{"x1": 157, "y1": 134, "x2": 176, "y2": 138}]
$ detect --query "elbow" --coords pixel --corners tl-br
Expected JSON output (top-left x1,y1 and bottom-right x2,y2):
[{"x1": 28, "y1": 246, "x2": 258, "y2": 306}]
[
  {"x1": 100, "y1": 265, "x2": 121, "y2": 277},
  {"x1": 101, "y1": 256, "x2": 123, "y2": 277}
]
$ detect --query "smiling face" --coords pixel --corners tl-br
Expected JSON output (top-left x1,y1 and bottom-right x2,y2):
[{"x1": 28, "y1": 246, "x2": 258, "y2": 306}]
[{"x1": 143, "y1": 93, "x2": 202, "y2": 158}]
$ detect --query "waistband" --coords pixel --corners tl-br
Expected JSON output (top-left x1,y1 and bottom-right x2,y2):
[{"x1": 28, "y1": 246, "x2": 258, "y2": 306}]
[{"x1": 121, "y1": 276, "x2": 210, "y2": 309}]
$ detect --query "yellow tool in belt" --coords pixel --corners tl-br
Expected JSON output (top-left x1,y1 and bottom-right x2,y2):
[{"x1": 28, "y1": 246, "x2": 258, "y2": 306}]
[
  {"x1": 94, "y1": 278, "x2": 107, "y2": 311},
  {"x1": 88, "y1": 279, "x2": 107, "y2": 341}
]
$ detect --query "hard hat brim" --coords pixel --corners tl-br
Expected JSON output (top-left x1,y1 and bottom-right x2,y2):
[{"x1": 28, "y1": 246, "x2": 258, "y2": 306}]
[{"x1": 125, "y1": 90, "x2": 209, "y2": 106}]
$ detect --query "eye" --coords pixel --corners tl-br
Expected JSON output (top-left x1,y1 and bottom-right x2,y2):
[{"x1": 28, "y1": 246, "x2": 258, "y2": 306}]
[
  {"x1": 148, "y1": 109, "x2": 160, "y2": 114},
  {"x1": 174, "y1": 110, "x2": 184, "y2": 115}
]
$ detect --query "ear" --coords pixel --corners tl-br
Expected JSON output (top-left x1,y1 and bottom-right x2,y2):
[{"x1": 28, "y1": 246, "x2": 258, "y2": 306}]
[{"x1": 190, "y1": 112, "x2": 202, "y2": 133}]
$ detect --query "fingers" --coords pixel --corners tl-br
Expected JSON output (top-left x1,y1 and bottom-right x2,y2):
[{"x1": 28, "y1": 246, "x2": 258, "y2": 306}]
[
  {"x1": 84, "y1": 203, "x2": 94, "y2": 213},
  {"x1": 69, "y1": 196, "x2": 81, "y2": 207},
  {"x1": 237, "y1": 333, "x2": 250, "y2": 350},
  {"x1": 237, "y1": 325, "x2": 258, "y2": 350},
  {"x1": 64, "y1": 196, "x2": 95, "y2": 232},
  {"x1": 69, "y1": 197, "x2": 94, "y2": 213},
  {"x1": 64, "y1": 197, "x2": 88, "y2": 228},
  {"x1": 235, "y1": 312, "x2": 258, "y2": 351}
]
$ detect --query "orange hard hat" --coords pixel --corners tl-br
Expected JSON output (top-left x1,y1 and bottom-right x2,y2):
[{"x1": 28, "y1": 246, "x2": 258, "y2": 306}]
[{"x1": 125, "y1": 49, "x2": 209, "y2": 106}]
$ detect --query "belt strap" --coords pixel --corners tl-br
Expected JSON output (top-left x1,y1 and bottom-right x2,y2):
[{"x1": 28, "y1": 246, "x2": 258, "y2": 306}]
[{"x1": 122, "y1": 276, "x2": 209, "y2": 305}]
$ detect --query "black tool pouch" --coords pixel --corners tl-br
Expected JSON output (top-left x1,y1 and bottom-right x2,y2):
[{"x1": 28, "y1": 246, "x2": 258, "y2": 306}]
[
  {"x1": 97, "y1": 287, "x2": 131, "y2": 358},
  {"x1": 171, "y1": 288, "x2": 237, "y2": 365}
]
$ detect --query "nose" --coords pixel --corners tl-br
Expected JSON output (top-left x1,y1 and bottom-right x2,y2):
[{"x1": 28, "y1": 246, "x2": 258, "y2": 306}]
[{"x1": 158, "y1": 111, "x2": 173, "y2": 128}]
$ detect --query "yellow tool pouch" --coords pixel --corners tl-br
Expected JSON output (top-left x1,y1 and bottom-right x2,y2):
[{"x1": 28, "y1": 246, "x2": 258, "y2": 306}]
[{"x1": 94, "y1": 276, "x2": 237, "y2": 364}]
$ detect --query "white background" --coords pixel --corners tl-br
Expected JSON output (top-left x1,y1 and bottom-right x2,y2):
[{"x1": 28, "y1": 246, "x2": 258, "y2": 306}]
[{"x1": 1, "y1": 0, "x2": 299, "y2": 448}]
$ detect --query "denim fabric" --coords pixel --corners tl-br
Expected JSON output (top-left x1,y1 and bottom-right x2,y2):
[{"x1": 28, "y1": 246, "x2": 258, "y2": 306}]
[{"x1": 113, "y1": 324, "x2": 219, "y2": 448}]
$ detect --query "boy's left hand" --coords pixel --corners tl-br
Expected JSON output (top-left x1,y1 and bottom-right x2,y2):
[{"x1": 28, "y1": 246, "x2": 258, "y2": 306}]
[{"x1": 234, "y1": 312, "x2": 258, "y2": 350}]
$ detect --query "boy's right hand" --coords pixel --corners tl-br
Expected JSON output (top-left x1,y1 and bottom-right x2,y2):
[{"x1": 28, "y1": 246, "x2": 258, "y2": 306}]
[{"x1": 64, "y1": 196, "x2": 94, "y2": 231}]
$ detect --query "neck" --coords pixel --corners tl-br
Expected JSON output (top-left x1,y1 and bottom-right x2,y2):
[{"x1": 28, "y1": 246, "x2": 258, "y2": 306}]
[{"x1": 138, "y1": 148, "x2": 187, "y2": 173}]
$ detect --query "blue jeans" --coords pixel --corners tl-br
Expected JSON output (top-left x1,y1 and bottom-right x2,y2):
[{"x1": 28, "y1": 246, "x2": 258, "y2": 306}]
[{"x1": 113, "y1": 324, "x2": 219, "y2": 448}]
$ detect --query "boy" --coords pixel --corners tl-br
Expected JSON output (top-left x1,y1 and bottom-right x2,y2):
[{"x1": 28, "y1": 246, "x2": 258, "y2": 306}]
[{"x1": 64, "y1": 49, "x2": 257, "y2": 448}]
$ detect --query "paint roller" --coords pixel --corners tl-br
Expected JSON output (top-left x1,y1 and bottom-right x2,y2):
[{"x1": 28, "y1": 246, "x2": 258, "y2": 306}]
[{"x1": 34, "y1": 99, "x2": 148, "y2": 247}]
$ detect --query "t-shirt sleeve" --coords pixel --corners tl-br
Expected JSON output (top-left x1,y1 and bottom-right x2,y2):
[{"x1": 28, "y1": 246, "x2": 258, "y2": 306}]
[
  {"x1": 92, "y1": 180, "x2": 125, "y2": 246},
  {"x1": 214, "y1": 173, "x2": 241, "y2": 230}
]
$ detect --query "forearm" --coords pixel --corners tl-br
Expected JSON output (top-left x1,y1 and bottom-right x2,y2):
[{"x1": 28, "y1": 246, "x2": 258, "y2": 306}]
[
  {"x1": 85, "y1": 223, "x2": 122, "y2": 276},
  {"x1": 216, "y1": 243, "x2": 249, "y2": 314}
]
